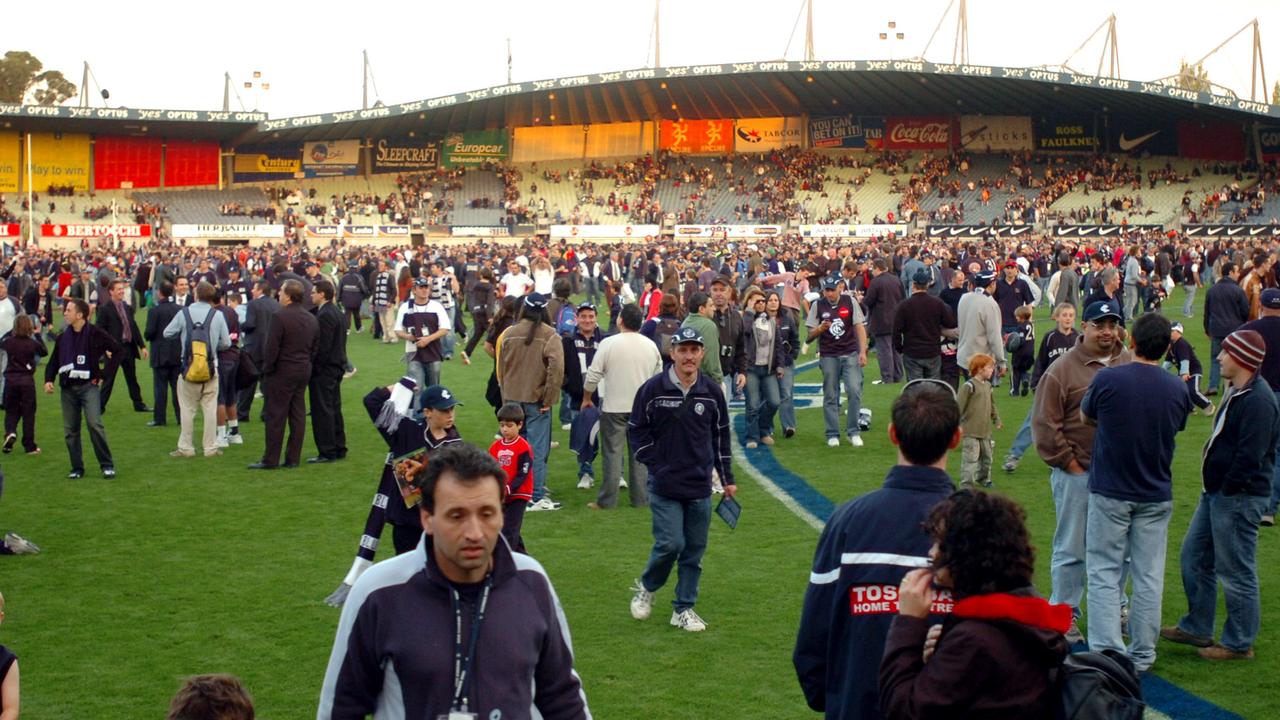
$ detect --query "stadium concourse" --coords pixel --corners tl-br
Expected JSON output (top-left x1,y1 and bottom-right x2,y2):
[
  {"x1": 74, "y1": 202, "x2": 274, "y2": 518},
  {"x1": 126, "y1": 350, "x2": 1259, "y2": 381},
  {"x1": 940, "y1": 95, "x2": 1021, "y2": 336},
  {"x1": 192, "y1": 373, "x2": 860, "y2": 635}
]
[{"x1": 1, "y1": 59, "x2": 1280, "y2": 718}]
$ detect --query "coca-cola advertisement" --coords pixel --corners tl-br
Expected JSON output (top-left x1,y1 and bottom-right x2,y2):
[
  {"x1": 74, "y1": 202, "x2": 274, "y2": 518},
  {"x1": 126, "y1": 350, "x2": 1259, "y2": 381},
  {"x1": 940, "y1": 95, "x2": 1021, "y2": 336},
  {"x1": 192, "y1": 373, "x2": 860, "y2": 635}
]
[{"x1": 885, "y1": 117, "x2": 954, "y2": 150}]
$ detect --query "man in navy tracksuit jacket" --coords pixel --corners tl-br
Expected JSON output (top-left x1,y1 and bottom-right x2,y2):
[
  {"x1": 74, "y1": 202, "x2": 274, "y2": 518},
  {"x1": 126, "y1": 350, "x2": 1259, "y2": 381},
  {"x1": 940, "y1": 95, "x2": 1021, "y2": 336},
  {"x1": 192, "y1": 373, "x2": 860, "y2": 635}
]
[
  {"x1": 794, "y1": 381, "x2": 959, "y2": 719},
  {"x1": 627, "y1": 326, "x2": 735, "y2": 632}
]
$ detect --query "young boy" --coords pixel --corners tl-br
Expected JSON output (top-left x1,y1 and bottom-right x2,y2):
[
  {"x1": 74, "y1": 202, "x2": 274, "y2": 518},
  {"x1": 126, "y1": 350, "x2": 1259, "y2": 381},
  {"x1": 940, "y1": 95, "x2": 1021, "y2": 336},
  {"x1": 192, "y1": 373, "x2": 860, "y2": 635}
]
[
  {"x1": 958, "y1": 353, "x2": 1001, "y2": 488},
  {"x1": 1008, "y1": 305, "x2": 1036, "y2": 397},
  {"x1": 1165, "y1": 322, "x2": 1215, "y2": 416},
  {"x1": 1003, "y1": 302, "x2": 1079, "y2": 473},
  {"x1": 489, "y1": 402, "x2": 534, "y2": 553}
]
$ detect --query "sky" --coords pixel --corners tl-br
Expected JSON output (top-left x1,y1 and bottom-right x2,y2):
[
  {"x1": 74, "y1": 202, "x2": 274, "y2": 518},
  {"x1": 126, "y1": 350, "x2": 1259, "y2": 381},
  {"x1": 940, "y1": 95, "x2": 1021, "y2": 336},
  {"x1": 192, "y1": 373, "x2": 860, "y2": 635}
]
[{"x1": 11, "y1": 0, "x2": 1280, "y2": 118}]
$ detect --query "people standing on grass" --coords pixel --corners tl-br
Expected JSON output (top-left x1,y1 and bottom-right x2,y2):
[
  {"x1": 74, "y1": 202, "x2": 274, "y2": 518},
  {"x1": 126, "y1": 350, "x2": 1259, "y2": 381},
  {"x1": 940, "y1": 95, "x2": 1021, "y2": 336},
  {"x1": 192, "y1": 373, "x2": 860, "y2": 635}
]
[
  {"x1": 1164, "y1": 328, "x2": 1279, "y2": 662},
  {"x1": 1165, "y1": 322, "x2": 1215, "y2": 416},
  {"x1": 808, "y1": 276, "x2": 869, "y2": 449},
  {"x1": 143, "y1": 282, "x2": 182, "y2": 428},
  {"x1": 250, "y1": 279, "x2": 318, "y2": 471},
  {"x1": 1, "y1": 316, "x2": 46, "y2": 455},
  {"x1": 1236, "y1": 288, "x2": 1280, "y2": 527},
  {"x1": 892, "y1": 268, "x2": 957, "y2": 382},
  {"x1": 1003, "y1": 302, "x2": 1078, "y2": 473},
  {"x1": 45, "y1": 298, "x2": 121, "y2": 479},
  {"x1": 957, "y1": 353, "x2": 1000, "y2": 489},
  {"x1": 1082, "y1": 312, "x2": 1190, "y2": 673},
  {"x1": 795, "y1": 380, "x2": 960, "y2": 720},
  {"x1": 1203, "y1": 262, "x2": 1249, "y2": 397},
  {"x1": 741, "y1": 291, "x2": 784, "y2": 450},
  {"x1": 164, "y1": 281, "x2": 231, "y2": 460}
]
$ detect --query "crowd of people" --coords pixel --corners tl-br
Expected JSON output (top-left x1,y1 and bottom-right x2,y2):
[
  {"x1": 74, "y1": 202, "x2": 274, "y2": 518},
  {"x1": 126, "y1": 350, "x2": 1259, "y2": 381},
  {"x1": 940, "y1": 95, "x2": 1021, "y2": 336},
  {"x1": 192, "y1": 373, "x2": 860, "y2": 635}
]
[{"x1": 0, "y1": 222, "x2": 1278, "y2": 718}]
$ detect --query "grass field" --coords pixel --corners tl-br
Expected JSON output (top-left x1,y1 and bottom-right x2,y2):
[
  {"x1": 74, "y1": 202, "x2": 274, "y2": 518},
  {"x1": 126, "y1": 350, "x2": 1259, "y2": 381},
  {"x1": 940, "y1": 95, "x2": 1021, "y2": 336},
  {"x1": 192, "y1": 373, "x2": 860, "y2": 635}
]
[{"x1": 1, "y1": 291, "x2": 1277, "y2": 719}]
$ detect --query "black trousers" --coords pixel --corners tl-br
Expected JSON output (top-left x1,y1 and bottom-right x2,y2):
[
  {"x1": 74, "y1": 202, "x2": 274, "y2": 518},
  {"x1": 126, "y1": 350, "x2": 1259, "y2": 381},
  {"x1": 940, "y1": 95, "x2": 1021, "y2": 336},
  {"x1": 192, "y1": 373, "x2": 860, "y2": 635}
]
[
  {"x1": 261, "y1": 370, "x2": 309, "y2": 467},
  {"x1": 308, "y1": 367, "x2": 347, "y2": 459},
  {"x1": 152, "y1": 365, "x2": 180, "y2": 425},
  {"x1": 101, "y1": 351, "x2": 145, "y2": 412},
  {"x1": 3, "y1": 380, "x2": 37, "y2": 451},
  {"x1": 464, "y1": 310, "x2": 490, "y2": 357},
  {"x1": 344, "y1": 306, "x2": 362, "y2": 332}
]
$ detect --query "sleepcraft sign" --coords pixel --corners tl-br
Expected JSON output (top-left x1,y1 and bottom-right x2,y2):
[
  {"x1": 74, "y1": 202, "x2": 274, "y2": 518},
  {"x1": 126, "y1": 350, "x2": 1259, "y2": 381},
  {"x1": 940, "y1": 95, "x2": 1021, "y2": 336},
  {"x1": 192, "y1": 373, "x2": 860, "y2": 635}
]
[
  {"x1": 675, "y1": 225, "x2": 783, "y2": 238},
  {"x1": 371, "y1": 137, "x2": 439, "y2": 172}
]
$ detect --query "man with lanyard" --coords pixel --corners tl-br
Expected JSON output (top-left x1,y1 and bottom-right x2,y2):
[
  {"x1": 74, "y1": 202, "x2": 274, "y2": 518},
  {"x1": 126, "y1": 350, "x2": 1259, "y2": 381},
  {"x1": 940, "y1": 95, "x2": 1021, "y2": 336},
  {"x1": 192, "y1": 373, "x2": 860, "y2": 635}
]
[
  {"x1": 395, "y1": 277, "x2": 452, "y2": 409},
  {"x1": 44, "y1": 298, "x2": 122, "y2": 479},
  {"x1": 808, "y1": 276, "x2": 869, "y2": 448},
  {"x1": 318, "y1": 444, "x2": 589, "y2": 718}
]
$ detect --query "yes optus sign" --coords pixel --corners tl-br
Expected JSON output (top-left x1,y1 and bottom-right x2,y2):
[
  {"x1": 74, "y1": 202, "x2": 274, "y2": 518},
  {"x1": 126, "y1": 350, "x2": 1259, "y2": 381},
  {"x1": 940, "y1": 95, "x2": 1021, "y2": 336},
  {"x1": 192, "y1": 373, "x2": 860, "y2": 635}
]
[{"x1": 884, "y1": 117, "x2": 953, "y2": 150}]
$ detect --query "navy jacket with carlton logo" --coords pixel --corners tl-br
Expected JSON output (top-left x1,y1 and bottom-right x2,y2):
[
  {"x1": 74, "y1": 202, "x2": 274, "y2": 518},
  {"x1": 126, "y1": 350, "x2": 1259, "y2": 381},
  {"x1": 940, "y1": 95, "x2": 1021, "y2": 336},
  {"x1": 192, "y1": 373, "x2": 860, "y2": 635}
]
[
  {"x1": 794, "y1": 465, "x2": 955, "y2": 720},
  {"x1": 628, "y1": 368, "x2": 733, "y2": 500},
  {"x1": 318, "y1": 534, "x2": 590, "y2": 720}
]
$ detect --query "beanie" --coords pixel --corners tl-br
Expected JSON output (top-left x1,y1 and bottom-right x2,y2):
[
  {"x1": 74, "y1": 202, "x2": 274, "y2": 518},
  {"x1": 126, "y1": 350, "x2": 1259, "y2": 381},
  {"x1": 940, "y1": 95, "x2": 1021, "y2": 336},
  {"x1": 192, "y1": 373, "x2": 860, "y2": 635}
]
[{"x1": 1222, "y1": 329, "x2": 1267, "y2": 374}]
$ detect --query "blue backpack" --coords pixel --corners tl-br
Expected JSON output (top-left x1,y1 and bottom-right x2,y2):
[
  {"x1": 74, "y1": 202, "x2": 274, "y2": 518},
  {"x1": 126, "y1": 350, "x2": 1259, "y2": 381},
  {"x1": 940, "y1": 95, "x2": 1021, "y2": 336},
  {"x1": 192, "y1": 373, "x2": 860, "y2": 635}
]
[{"x1": 555, "y1": 302, "x2": 577, "y2": 335}]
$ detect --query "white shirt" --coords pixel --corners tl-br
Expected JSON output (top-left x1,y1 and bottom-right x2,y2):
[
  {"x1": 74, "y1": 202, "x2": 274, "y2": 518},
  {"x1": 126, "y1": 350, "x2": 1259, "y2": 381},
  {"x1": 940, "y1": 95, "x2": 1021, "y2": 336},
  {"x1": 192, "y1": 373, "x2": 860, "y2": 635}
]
[
  {"x1": 393, "y1": 299, "x2": 452, "y2": 354},
  {"x1": 499, "y1": 272, "x2": 534, "y2": 298},
  {"x1": 0, "y1": 297, "x2": 16, "y2": 337},
  {"x1": 532, "y1": 268, "x2": 554, "y2": 295},
  {"x1": 582, "y1": 331, "x2": 664, "y2": 414}
]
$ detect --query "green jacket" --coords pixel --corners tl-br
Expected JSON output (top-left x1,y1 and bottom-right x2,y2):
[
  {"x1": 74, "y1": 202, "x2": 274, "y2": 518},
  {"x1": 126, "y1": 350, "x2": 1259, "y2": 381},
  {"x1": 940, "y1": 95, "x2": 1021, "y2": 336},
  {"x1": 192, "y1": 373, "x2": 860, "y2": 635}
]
[{"x1": 681, "y1": 313, "x2": 724, "y2": 384}]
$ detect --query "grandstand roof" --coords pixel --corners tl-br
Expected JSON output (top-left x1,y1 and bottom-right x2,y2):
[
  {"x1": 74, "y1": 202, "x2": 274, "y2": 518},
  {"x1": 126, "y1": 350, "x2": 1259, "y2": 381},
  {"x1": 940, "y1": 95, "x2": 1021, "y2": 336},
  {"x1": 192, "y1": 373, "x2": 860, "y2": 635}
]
[
  {"x1": 244, "y1": 59, "x2": 1280, "y2": 143},
  {"x1": 0, "y1": 105, "x2": 267, "y2": 140}
]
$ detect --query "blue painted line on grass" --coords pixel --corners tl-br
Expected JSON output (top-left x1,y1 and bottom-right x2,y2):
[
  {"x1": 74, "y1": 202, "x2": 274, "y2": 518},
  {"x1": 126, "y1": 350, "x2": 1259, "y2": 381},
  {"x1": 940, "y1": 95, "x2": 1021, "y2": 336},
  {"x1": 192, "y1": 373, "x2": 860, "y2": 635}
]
[{"x1": 731, "y1": 409, "x2": 1243, "y2": 720}]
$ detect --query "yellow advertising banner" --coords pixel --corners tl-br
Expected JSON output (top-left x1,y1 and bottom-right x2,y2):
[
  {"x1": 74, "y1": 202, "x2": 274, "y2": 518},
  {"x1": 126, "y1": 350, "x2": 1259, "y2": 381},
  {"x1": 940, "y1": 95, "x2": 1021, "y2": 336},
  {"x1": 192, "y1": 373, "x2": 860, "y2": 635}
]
[
  {"x1": 24, "y1": 132, "x2": 90, "y2": 192},
  {"x1": 232, "y1": 154, "x2": 302, "y2": 176},
  {"x1": 0, "y1": 132, "x2": 18, "y2": 193}
]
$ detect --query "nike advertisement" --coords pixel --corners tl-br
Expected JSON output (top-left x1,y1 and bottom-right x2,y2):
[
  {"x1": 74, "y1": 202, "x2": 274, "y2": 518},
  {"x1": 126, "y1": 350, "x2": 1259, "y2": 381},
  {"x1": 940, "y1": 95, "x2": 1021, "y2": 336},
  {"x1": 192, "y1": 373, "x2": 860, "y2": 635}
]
[{"x1": 1105, "y1": 121, "x2": 1178, "y2": 155}]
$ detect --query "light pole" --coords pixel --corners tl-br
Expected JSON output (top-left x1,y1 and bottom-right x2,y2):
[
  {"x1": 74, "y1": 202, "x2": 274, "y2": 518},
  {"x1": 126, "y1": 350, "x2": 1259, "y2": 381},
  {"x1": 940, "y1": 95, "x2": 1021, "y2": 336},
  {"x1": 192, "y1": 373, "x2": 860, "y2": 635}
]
[{"x1": 879, "y1": 22, "x2": 906, "y2": 61}]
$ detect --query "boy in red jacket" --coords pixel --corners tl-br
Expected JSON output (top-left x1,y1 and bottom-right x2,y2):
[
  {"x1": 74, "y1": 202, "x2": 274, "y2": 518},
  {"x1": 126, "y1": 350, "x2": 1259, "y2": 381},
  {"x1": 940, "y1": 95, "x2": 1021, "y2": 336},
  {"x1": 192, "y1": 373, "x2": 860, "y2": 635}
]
[{"x1": 490, "y1": 402, "x2": 534, "y2": 553}]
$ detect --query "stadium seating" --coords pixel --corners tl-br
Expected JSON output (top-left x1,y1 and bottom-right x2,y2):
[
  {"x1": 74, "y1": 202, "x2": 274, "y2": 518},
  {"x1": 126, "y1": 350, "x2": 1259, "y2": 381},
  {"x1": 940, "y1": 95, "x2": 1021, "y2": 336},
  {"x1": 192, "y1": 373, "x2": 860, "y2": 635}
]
[{"x1": 132, "y1": 187, "x2": 274, "y2": 225}]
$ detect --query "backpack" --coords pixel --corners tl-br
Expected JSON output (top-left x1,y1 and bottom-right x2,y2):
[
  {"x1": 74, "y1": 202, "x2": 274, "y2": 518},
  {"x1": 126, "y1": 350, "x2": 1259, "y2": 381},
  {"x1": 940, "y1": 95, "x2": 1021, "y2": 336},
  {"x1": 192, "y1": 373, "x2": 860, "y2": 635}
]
[
  {"x1": 555, "y1": 302, "x2": 577, "y2": 336},
  {"x1": 182, "y1": 306, "x2": 215, "y2": 383},
  {"x1": 1055, "y1": 649, "x2": 1145, "y2": 720},
  {"x1": 655, "y1": 317, "x2": 682, "y2": 361},
  {"x1": 1170, "y1": 263, "x2": 1184, "y2": 283}
]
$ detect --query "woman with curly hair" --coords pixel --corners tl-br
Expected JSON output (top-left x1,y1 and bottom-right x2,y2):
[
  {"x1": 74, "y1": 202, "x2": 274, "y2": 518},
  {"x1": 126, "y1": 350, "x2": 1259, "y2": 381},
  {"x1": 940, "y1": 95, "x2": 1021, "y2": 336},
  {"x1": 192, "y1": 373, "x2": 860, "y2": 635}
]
[{"x1": 879, "y1": 490, "x2": 1072, "y2": 719}]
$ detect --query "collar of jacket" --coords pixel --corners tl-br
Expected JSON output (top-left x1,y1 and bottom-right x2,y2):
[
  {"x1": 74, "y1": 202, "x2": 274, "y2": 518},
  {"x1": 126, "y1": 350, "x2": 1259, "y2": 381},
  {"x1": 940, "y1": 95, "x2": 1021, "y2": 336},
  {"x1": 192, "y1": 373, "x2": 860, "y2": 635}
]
[
  {"x1": 416, "y1": 529, "x2": 517, "y2": 591},
  {"x1": 1066, "y1": 340, "x2": 1127, "y2": 368},
  {"x1": 951, "y1": 591, "x2": 1073, "y2": 634},
  {"x1": 882, "y1": 465, "x2": 955, "y2": 493}
]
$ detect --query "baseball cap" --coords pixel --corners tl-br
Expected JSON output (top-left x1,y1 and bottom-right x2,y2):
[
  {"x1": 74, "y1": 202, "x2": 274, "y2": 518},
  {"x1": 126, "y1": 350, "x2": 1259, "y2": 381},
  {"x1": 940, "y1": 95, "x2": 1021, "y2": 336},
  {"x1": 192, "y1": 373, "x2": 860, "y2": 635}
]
[
  {"x1": 671, "y1": 326, "x2": 704, "y2": 346},
  {"x1": 1262, "y1": 288, "x2": 1280, "y2": 309},
  {"x1": 419, "y1": 385, "x2": 463, "y2": 411},
  {"x1": 820, "y1": 276, "x2": 840, "y2": 290},
  {"x1": 1222, "y1": 329, "x2": 1266, "y2": 373},
  {"x1": 227, "y1": 265, "x2": 241, "y2": 274},
  {"x1": 973, "y1": 270, "x2": 997, "y2": 286},
  {"x1": 523, "y1": 292, "x2": 548, "y2": 310},
  {"x1": 1083, "y1": 301, "x2": 1123, "y2": 323},
  {"x1": 1170, "y1": 322, "x2": 1185, "y2": 334},
  {"x1": 710, "y1": 274, "x2": 733, "y2": 287},
  {"x1": 1004, "y1": 260, "x2": 1019, "y2": 269},
  {"x1": 413, "y1": 277, "x2": 431, "y2": 287},
  {"x1": 911, "y1": 268, "x2": 932, "y2": 286}
]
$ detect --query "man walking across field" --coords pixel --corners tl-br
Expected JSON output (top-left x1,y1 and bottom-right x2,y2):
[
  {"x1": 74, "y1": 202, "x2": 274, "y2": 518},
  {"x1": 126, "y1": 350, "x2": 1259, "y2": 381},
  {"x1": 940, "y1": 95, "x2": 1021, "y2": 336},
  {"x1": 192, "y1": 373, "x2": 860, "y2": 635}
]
[{"x1": 627, "y1": 327, "x2": 734, "y2": 632}]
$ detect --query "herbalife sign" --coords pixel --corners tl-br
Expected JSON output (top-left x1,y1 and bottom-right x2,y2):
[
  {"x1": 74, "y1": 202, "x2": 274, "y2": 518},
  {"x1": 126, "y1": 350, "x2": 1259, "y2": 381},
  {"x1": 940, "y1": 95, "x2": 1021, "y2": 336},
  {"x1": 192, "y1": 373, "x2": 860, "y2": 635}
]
[{"x1": 441, "y1": 130, "x2": 509, "y2": 167}]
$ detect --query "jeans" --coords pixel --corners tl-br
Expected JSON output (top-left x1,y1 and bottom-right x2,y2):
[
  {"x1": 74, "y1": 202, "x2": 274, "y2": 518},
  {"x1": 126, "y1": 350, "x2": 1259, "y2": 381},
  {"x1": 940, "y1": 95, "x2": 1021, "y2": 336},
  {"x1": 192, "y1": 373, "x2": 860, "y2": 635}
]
[
  {"x1": 903, "y1": 354, "x2": 941, "y2": 382},
  {"x1": 1208, "y1": 337, "x2": 1224, "y2": 393},
  {"x1": 1177, "y1": 491, "x2": 1267, "y2": 652},
  {"x1": 519, "y1": 402, "x2": 551, "y2": 502},
  {"x1": 60, "y1": 383, "x2": 113, "y2": 472},
  {"x1": 819, "y1": 353, "x2": 863, "y2": 439},
  {"x1": 1048, "y1": 467, "x2": 1090, "y2": 611},
  {"x1": 442, "y1": 330, "x2": 456, "y2": 359},
  {"x1": 1123, "y1": 284, "x2": 1141, "y2": 322},
  {"x1": 407, "y1": 359, "x2": 442, "y2": 409},
  {"x1": 1182, "y1": 284, "x2": 1197, "y2": 317},
  {"x1": 1036, "y1": 277, "x2": 1050, "y2": 307},
  {"x1": 597, "y1": 411, "x2": 647, "y2": 507},
  {"x1": 1008, "y1": 408, "x2": 1034, "y2": 460},
  {"x1": 640, "y1": 491, "x2": 712, "y2": 612},
  {"x1": 559, "y1": 389, "x2": 575, "y2": 426},
  {"x1": 1086, "y1": 494, "x2": 1172, "y2": 671},
  {"x1": 873, "y1": 334, "x2": 902, "y2": 383},
  {"x1": 777, "y1": 364, "x2": 796, "y2": 431},
  {"x1": 744, "y1": 365, "x2": 780, "y2": 443},
  {"x1": 585, "y1": 276, "x2": 599, "y2": 305}
]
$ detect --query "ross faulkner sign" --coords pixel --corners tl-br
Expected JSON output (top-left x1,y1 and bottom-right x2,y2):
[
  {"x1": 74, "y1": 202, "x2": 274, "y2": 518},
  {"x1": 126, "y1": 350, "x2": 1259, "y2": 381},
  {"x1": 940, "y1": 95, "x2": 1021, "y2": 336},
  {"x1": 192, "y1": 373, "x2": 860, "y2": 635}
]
[{"x1": 884, "y1": 117, "x2": 952, "y2": 150}]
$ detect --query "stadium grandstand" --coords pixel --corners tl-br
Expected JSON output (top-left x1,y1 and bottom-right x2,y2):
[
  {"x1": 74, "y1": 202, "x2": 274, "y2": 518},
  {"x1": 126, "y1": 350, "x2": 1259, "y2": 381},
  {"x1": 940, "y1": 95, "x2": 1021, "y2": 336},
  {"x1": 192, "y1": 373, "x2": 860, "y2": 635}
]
[{"x1": 1, "y1": 57, "x2": 1279, "y2": 250}]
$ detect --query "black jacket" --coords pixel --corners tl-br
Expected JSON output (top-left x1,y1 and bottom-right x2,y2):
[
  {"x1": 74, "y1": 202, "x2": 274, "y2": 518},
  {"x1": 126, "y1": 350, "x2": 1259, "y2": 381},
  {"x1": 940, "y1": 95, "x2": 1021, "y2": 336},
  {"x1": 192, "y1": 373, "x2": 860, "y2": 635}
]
[
  {"x1": 1204, "y1": 277, "x2": 1250, "y2": 339},
  {"x1": 629, "y1": 368, "x2": 733, "y2": 500},
  {"x1": 22, "y1": 286, "x2": 56, "y2": 327},
  {"x1": 242, "y1": 295, "x2": 282, "y2": 364},
  {"x1": 711, "y1": 305, "x2": 747, "y2": 376},
  {"x1": 740, "y1": 310, "x2": 786, "y2": 372},
  {"x1": 94, "y1": 299, "x2": 145, "y2": 358},
  {"x1": 863, "y1": 272, "x2": 905, "y2": 336},
  {"x1": 311, "y1": 302, "x2": 348, "y2": 373},
  {"x1": 144, "y1": 299, "x2": 183, "y2": 369},
  {"x1": 263, "y1": 303, "x2": 318, "y2": 376},
  {"x1": 561, "y1": 327, "x2": 604, "y2": 406},
  {"x1": 1202, "y1": 374, "x2": 1280, "y2": 496},
  {"x1": 338, "y1": 271, "x2": 369, "y2": 309}
]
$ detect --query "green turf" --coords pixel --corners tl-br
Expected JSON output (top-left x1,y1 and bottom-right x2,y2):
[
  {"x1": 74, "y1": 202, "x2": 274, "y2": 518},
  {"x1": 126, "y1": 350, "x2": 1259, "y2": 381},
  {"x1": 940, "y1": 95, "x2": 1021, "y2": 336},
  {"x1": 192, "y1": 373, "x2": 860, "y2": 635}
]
[{"x1": 0, "y1": 292, "x2": 1276, "y2": 718}]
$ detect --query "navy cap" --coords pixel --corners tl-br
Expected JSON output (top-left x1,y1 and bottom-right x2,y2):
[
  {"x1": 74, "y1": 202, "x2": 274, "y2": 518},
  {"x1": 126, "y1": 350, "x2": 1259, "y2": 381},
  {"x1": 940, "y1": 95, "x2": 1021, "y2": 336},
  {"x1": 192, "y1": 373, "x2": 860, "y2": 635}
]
[
  {"x1": 304, "y1": 261, "x2": 318, "y2": 269},
  {"x1": 523, "y1": 292, "x2": 548, "y2": 309},
  {"x1": 1083, "y1": 300, "x2": 1123, "y2": 322},
  {"x1": 672, "y1": 326, "x2": 704, "y2": 346},
  {"x1": 911, "y1": 268, "x2": 932, "y2": 286},
  {"x1": 227, "y1": 265, "x2": 241, "y2": 274},
  {"x1": 710, "y1": 274, "x2": 733, "y2": 287},
  {"x1": 973, "y1": 270, "x2": 997, "y2": 286},
  {"x1": 820, "y1": 276, "x2": 840, "y2": 290},
  {"x1": 413, "y1": 277, "x2": 431, "y2": 287},
  {"x1": 419, "y1": 385, "x2": 463, "y2": 410},
  {"x1": 1262, "y1": 288, "x2": 1280, "y2": 309}
]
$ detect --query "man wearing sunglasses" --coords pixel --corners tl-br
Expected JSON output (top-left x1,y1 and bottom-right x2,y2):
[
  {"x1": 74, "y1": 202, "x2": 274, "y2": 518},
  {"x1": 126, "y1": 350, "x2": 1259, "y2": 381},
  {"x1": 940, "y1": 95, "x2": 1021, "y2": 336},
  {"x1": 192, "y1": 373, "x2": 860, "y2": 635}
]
[{"x1": 1032, "y1": 300, "x2": 1132, "y2": 643}]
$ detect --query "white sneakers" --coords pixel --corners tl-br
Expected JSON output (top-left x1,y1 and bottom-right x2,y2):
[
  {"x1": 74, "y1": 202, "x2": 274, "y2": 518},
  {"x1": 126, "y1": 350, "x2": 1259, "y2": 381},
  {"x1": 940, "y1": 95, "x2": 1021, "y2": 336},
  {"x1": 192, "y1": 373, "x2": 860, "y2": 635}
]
[
  {"x1": 527, "y1": 497, "x2": 562, "y2": 512},
  {"x1": 827, "y1": 437, "x2": 840, "y2": 448},
  {"x1": 630, "y1": 580, "x2": 653, "y2": 620},
  {"x1": 620, "y1": 478, "x2": 629, "y2": 489},
  {"x1": 228, "y1": 433, "x2": 244, "y2": 445},
  {"x1": 847, "y1": 435, "x2": 864, "y2": 447},
  {"x1": 561, "y1": 423, "x2": 572, "y2": 431},
  {"x1": 3, "y1": 532, "x2": 40, "y2": 555},
  {"x1": 745, "y1": 441, "x2": 758, "y2": 449},
  {"x1": 671, "y1": 609, "x2": 708, "y2": 632},
  {"x1": 576, "y1": 474, "x2": 594, "y2": 489}
]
